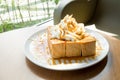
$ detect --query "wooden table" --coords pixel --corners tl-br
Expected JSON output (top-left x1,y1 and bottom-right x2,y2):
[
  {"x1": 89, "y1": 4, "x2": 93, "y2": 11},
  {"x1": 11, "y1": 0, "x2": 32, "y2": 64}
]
[{"x1": 0, "y1": 20, "x2": 120, "y2": 80}]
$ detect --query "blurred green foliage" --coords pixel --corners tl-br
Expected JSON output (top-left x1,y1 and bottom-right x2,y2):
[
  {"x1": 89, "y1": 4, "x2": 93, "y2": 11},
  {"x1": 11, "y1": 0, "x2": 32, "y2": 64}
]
[{"x1": 0, "y1": 0, "x2": 60, "y2": 33}]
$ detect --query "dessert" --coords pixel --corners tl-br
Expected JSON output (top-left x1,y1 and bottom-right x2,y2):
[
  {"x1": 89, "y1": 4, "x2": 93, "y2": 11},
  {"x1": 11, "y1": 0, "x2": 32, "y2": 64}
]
[{"x1": 48, "y1": 15, "x2": 96, "y2": 58}]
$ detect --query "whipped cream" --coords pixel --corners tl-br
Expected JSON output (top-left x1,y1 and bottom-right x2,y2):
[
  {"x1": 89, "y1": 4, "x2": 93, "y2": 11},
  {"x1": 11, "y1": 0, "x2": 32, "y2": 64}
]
[{"x1": 50, "y1": 15, "x2": 86, "y2": 41}]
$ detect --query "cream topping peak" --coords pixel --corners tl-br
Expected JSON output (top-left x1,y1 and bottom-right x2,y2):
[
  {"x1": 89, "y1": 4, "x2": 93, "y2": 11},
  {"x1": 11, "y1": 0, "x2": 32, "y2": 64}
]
[{"x1": 51, "y1": 15, "x2": 86, "y2": 41}]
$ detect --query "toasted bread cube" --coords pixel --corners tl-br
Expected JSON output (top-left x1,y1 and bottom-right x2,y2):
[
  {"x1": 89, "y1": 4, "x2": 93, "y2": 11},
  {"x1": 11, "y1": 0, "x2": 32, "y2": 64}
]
[
  {"x1": 47, "y1": 26, "x2": 65, "y2": 58},
  {"x1": 66, "y1": 41, "x2": 82, "y2": 57},
  {"x1": 80, "y1": 36, "x2": 96, "y2": 56},
  {"x1": 47, "y1": 26, "x2": 96, "y2": 58},
  {"x1": 49, "y1": 39, "x2": 65, "y2": 58}
]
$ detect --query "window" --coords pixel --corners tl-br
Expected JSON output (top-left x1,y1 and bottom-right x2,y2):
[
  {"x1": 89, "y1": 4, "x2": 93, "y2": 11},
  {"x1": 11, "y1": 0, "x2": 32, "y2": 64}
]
[{"x1": 0, "y1": 0, "x2": 60, "y2": 32}]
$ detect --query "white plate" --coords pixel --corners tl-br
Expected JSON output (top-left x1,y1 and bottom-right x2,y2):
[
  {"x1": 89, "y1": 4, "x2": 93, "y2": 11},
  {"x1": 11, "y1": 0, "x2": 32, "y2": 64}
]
[{"x1": 24, "y1": 28, "x2": 109, "y2": 71}]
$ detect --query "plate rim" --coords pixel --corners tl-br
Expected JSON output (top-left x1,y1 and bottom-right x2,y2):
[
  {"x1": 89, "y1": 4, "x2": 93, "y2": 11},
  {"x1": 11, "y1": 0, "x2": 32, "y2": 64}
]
[{"x1": 24, "y1": 28, "x2": 109, "y2": 71}]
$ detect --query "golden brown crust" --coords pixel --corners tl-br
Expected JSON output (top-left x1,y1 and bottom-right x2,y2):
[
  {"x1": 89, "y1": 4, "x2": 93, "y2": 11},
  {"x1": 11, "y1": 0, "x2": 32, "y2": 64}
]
[
  {"x1": 80, "y1": 36, "x2": 96, "y2": 56},
  {"x1": 47, "y1": 26, "x2": 96, "y2": 58},
  {"x1": 66, "y1": 41, "x2": 82, "y2": 57},
  {"x1": 47, "y1": 26, "x2": 66, "y2": 58}
]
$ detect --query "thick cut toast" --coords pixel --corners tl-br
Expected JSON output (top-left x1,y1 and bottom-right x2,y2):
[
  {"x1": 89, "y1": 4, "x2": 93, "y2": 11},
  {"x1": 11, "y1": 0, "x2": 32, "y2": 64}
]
[
  {"x1": 47, "y1": 26, "x2": 65, "y2": 58},
  {"x1": 80, "y1": 36, "x2": 96, "y2": 56},
  {"x1": 47, "y1": 26, "x2": 96, "y2": 58},
  {"x1": 66, "y1": 41, "x2": 82, "y2": 57}
]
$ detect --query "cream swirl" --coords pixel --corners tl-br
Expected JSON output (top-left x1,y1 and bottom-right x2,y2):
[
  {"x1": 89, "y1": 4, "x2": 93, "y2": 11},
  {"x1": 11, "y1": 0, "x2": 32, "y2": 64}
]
[{"x1": 50, "y1": 15, "x2": 86, "y2": 41}]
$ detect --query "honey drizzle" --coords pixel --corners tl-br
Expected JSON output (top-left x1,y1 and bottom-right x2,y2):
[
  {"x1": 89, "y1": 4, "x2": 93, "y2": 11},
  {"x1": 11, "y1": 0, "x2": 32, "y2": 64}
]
[
  {"x1": 48, "y1": 54, "x2": 97, "y2": 65},
  {"x1": 46, "y1": 38, "x2": 103, "y2": 65},
  {"x1": 33, "y1": 32, "x2": 103, "y2": 65}
]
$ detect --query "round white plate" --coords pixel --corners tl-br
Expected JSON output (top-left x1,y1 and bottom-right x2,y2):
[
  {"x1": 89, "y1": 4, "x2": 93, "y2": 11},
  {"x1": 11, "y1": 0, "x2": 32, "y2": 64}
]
[{"x1": 24, "y1": 28, "x2": 109, "y2": 71}]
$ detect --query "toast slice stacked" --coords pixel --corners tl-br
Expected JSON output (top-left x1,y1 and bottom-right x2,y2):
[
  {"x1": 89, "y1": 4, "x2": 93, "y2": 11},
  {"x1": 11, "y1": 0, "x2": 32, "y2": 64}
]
[{"x1": 47, "y1": 26, "x2": 96, "y2": 58}]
